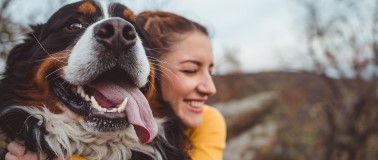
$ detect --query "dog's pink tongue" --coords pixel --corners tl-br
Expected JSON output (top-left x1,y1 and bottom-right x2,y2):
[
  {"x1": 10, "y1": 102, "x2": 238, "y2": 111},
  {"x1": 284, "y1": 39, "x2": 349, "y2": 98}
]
[{"x1": 88, "y1": 80, "x2": 158, "y2": 144}]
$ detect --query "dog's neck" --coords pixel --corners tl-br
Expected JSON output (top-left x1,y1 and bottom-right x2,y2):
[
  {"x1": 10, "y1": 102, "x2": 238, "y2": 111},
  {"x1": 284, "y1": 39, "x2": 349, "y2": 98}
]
[{"x1": 21, "y1": 107, "x2": 162, "y2": 160}]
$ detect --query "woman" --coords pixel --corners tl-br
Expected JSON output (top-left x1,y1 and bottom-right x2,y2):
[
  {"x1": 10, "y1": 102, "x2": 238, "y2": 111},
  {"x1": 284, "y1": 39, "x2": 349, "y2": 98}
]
[
  {"x1": 5, "y1": 11, "x2": 226, "y2": 160},
  {"x1": 137, "y1": 11, "x2": 226, "y2": 160}
]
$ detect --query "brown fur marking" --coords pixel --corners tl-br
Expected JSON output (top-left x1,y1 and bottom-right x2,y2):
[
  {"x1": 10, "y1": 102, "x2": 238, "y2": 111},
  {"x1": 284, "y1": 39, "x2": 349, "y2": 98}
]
[
  {"x1": 124, "y1": 9, "x2": 136, "y2": 21},
  {"x1": 78, "y1": 1, "x2": 97, "y2": 14},
  {"x1": 26, "y1": 51, "x2": 69, "y2": 113}
]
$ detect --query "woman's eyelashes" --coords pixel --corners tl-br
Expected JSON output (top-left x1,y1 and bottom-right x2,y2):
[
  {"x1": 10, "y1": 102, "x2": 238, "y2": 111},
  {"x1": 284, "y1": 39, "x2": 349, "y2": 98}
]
[
  {"x1": 180, "y1": 66, "x2": 214, "y2": 75},
  {"x1": 182, "y1": 70, "x2": 197, "y2": 74}
]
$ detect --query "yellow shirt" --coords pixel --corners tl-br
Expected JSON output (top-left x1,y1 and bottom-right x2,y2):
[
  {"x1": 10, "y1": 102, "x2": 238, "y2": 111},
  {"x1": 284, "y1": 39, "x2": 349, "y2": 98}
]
[
  {"x1": 71, "y1": 106, "x2": 226, "y2": 160},
  {"x1": 70, "y1": 155, "x2": 87, "y2": 160},
  {"x1": 186, "y1": 105, "x2": 227, "y2": 160}
]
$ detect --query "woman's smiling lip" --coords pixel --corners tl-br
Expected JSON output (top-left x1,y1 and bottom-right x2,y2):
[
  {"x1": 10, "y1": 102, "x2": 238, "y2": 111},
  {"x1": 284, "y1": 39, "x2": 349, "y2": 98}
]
[{"x1": 184, "y1": 99, "x2": 206, "y2": 113}]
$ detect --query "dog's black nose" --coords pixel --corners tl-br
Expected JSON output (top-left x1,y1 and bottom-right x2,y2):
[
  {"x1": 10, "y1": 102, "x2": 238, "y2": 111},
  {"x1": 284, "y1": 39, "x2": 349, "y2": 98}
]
[{"x1": 94, "y1": 18, "x2": 137, "y2": 49}]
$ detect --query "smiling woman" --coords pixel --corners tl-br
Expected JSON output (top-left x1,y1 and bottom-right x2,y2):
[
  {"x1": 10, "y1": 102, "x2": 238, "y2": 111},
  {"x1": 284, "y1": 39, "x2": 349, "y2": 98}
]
[
  {"x1": 136, "y1": 11, "x2": 227, "y2": 160},
  {"x1": 159, "y1": 31, "x2": 216, "y2": 128}
]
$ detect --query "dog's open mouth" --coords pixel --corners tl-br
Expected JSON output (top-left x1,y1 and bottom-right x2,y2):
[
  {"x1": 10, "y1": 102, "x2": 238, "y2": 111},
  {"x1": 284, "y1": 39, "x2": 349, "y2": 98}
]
[{"x1": 50, "y1": 68, "x2": 156, "y2": 144}]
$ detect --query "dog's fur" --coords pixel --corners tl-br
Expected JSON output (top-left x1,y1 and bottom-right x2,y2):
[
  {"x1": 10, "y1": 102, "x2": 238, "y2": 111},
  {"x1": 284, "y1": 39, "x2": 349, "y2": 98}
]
[{"x1": 0, "y1": 1, "x2": 188, "y2": 160}]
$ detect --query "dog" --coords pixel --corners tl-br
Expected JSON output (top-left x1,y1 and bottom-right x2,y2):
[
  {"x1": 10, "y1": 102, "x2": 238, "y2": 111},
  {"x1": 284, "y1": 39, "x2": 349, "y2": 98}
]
[{"x1": 0, "y1": 1, "x2": 187, "y2": 159}]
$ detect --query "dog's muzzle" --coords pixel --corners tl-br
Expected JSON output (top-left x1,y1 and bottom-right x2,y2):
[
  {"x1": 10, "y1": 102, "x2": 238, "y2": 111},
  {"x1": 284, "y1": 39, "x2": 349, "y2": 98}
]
[{"x1": 54, "y1": 17, "x2": 155, "y2": 144}]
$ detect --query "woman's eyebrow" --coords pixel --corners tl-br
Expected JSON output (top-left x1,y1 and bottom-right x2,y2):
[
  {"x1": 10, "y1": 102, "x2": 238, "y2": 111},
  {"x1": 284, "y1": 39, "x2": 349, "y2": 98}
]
[
  {"x1": 180, "y1": 60, "x2": 214, "y2": 68},
  {"x1": 180, "y1": 60, "x2": 201, "y2": 66}
]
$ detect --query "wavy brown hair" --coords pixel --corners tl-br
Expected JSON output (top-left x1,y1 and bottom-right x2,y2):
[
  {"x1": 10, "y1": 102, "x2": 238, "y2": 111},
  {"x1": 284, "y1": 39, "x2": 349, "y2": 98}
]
[
  {"x1": 136, "y1": 11, "x2": 208, "y2": 57},
  {"x1": 136, "y1": 11, "x2": 209, "y2": 160}
]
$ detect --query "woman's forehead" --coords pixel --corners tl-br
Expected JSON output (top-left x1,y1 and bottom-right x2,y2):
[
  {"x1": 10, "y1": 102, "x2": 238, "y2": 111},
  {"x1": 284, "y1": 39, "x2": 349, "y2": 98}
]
[{"x1": 166, "y1": 32, "x2": 212, "y2": 59}]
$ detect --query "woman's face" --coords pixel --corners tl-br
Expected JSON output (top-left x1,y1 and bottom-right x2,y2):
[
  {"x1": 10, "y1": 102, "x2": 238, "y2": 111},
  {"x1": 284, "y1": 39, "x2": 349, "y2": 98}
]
[{"x1": 159, "y1": 31, "x2": 216, "y2": 128}]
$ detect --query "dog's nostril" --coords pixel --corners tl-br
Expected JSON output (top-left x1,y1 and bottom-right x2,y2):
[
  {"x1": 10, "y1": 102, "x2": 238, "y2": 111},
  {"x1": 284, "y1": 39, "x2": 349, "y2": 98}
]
[
  {"x1": 96, "y1": 24, "x2": 114, "y2": 39},
  {"x1": 94, "y1": 18, "x2": 137, "y2": 50},
  {"x1": 123, "y1": 25, "x2": 136, "y2": 41}
]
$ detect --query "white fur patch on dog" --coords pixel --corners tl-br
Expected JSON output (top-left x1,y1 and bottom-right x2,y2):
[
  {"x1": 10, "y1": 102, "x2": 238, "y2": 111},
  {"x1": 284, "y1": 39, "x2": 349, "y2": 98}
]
[{"x1": 18, "y1": 107, "x2": 164, "y2": 160}]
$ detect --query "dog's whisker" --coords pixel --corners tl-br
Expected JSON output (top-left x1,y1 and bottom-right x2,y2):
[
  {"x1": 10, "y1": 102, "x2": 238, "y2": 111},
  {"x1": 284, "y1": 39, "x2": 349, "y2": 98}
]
[
  {"x1": 48, "y1": 76, "x2": 63, "y2": 83},
  {"x1": 59, "y1": 81, "x2": 68, "y2": 89},
  {"x1": 148, "y1": 58, "x2": 187, "y2": 89},
  {"x1": 151, "y1": 66, "x2": 186, "y2": 90},
  {"x1": 31, "y1": 33, "x2": 67, "y2": 64},
  {"x1": 148, "y1": 68, "x2": 164, "y2": 85},
  {"x1": 149, "y1": 59, "x2": 188, "y2": 90},
  {"x1": 145, "y1": 47, "x2": 169, "y2": 53},
  {"x1": 146, "y1": 79, "x2": 157, "y2": 93},
  {"x1": 147, "y1": 56, "x2": 179, "y2": 70},
  {"x1": 31, "y1": 57, "x2": 67, "y2": 63},
  {"x1": 45, "y1": 67, "x2": 65, "y2": 79},
  {"x1": 147, "y1": 56, "x2": 171, "y2": 65},
  {"x1": 149, "y1": 60, "x2": 179, "y2": 78}
]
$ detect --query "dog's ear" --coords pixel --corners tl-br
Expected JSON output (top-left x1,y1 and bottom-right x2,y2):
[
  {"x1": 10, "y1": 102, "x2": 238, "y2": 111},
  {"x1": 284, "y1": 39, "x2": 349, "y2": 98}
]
[
  {"x1": 134, "y1": 22, "x2": 151, "y2": 48},
  {"x1": 6, "y1": 24, "x2": 44, "y2": 67}
]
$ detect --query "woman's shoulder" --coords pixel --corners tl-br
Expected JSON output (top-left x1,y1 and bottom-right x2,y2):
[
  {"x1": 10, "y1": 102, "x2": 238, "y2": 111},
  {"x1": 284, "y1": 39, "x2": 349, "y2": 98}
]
[
  {"x1": 188, "y1": 106, "x2": 227, "y2": 160},
  {"x1": 195, "y1": 105, "x2": 226, "y2": 135},
  {"x1": 203, "y1": 105, "x2": 225, "y2": 124}
]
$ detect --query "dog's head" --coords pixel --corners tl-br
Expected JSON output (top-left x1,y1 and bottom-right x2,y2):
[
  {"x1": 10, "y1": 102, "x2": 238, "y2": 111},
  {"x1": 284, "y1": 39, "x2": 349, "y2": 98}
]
[{"x1": 0, "y1": 0, "x2": 157, "y2": 144}]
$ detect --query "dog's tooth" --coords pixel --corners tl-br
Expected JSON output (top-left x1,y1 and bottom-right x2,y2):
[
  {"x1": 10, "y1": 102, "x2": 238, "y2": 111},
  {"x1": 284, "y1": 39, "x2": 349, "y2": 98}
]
[
  {"x1": 106, "y1": 108, "x2": 117, "y2": 113},
  {"x1": 118, "y1": 97, "x2": 128, "y2": 113},
  {"x1": 90, "y1": 96, "x2": 102, "y2": 111},
  {"x1": 80, "y1": 90, "x2": 86, "y2": 98},
  {"x1": 77, "y1": 86, "x2": 83, "y2": 94},
  {"x1": 90, "y1": 96, "x2": 95, "y2": 105},
  {"x1": 85, "y1": 95, "x2": 90, "y2": 101}
]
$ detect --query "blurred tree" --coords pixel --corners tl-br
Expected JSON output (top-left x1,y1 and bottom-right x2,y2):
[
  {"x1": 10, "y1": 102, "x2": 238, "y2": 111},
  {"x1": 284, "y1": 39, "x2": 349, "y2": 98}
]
[
  {"x1": 0, "y1": 0, "x2": 68, "y2": 62},
  {"x1": 0, "y1": 0, "x2": 23, "y2": 60},
  {"x1": 210, "y1": 48, "x2": 255, "y2": 103},
  {"x1": 299, "y1": 0, "x2": 378, "y2": 159},
  {"x1": 214, "y1": 48, "x2": 243, "y2": 74}
]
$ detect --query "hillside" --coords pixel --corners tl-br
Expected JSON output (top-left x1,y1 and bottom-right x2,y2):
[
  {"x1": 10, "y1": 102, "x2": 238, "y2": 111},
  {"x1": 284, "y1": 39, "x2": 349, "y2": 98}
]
[{"x1": 208, "y1": 71, "x2": 333, "y2": 105}]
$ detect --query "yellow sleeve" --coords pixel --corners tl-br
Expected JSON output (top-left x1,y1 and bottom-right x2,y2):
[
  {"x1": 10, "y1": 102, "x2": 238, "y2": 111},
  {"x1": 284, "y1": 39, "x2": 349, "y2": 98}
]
[
  {"x1": 187, "y1": 106, "x2": 227, "y2": 160},
  {"x1": 70, "y1": 155, "x2": 87, "y2": 160}
]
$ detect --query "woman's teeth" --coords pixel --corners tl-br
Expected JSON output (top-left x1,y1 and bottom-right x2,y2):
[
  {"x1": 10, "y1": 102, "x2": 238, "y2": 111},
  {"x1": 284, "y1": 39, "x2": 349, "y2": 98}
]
[{"x1": 187, "y1": 101, "x2": 204, "y2": 108}]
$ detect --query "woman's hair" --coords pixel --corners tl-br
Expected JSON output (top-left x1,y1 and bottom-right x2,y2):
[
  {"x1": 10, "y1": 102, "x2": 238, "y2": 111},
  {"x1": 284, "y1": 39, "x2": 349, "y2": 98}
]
[
  {"x1": 136, "y1": 11, "x2": 209, "y2": 159},
  {"x1": 136, "y1": 11, "x2": 208, "y2": 57}
]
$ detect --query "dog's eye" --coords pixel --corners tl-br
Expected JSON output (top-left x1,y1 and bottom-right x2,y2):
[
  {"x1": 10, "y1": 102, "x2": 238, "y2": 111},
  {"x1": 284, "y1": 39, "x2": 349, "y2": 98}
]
[{"x1": 67, "y1": 22, "x2": 87, "y2": 31}]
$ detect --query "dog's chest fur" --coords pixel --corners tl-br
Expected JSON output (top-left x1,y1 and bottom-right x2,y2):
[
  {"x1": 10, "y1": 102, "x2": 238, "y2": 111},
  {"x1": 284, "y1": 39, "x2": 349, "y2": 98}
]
[{"x1": 21, "y1": 106, "x2": 162, "y2": 160}]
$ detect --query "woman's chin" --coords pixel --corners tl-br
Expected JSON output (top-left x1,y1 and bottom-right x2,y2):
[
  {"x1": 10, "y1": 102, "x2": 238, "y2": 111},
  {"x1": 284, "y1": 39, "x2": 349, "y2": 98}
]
[{"x1": 182, "y1": 114, "x2": 203, "y2": 128}]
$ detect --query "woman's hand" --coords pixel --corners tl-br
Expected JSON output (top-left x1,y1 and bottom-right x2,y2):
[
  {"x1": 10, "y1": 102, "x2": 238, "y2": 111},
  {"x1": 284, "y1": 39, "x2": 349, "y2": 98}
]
[{"x1": 5, "y1": 140, "x2": 47, "y2": 160}]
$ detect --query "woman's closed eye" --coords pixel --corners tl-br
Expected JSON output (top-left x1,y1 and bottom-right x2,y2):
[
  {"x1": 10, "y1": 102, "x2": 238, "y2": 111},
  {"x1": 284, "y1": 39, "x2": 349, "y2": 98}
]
[{"x1": 182, "y1": 70, "x2": 197, "y2": 74}]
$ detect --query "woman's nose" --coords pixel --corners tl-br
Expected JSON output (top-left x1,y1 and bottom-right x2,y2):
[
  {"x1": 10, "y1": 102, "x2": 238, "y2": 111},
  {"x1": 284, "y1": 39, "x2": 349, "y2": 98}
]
[{"x1": 197, "y1": 74, "x2": 217, "y2": 96}]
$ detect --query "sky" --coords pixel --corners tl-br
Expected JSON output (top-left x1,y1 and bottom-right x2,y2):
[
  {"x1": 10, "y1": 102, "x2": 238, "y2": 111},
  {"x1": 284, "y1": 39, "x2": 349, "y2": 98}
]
[{"x1": 1, "y1": 0, "x2": 311, "y2": 74}]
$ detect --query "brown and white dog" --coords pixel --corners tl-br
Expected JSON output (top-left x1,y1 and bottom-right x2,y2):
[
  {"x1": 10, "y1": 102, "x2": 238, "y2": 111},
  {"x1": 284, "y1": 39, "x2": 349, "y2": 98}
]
[{"x1": 0, "y1": 1, "x2": 186, "y2": 160}]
